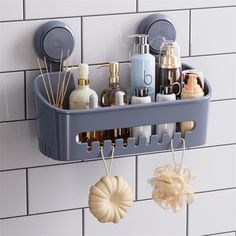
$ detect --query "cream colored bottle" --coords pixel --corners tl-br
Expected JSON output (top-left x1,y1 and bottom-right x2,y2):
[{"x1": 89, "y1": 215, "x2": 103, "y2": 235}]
[
  {"x1": 69, "y1": 64, "x2": 97, "y2": 110},
  {"x1": 180, "y1": 74, "x2": 204, "y2": 136}
]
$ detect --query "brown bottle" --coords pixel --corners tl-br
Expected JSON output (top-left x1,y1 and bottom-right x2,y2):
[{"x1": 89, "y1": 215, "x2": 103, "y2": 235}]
[{"x1": 98, "y1": 62, "x2": 128, "y2": 142}]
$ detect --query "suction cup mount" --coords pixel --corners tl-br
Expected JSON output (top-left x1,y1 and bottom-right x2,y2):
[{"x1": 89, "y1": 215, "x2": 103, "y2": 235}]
[{"x1": 34, "y1": 21, "x2": 75, "y2": 72}]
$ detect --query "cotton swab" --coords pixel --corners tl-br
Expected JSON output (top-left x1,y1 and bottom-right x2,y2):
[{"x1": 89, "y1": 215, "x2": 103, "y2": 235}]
[
  {"x1": 44, "y1": 57, "x2": 56, "y2": 106},
  {"x1": 36, "y1": 57, "x2": 52, "y2": 105}
]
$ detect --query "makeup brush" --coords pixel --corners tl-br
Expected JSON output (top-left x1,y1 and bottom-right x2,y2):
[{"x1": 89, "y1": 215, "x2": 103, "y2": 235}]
[{"x1": 56, "y1": 50, "x2": 64, "y2": 107}]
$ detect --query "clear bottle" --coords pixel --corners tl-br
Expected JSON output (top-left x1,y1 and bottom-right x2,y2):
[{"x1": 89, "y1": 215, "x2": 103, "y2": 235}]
[
  {"x1": 131, "y1": 87, "x2": 152, "y2": 144},
  {"x1": 130, "y1": 34, "x2": 156, "y2": 102},
  {"x1": 98, "y1": 61, "x2": 128, "y2": 107},
  {"x1": 157, "y1": 41, "x2": 182, "y2": 97},
  {"x1": 180, "y1": 73, "x2": 204, "y2": 137}
]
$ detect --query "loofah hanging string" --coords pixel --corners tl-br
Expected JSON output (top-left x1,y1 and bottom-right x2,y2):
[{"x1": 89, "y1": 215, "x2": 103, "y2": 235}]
[
  {"x1": 148, "y1": 138, "x2": 195, "y2": 213},
  {"x1": 88, "y1": 146, "x2": 134, "y2": 223}
]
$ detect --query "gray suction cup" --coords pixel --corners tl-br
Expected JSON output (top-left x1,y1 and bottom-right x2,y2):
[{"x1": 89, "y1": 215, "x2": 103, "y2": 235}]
[
  {"x1": 34, "y1": 21, "x2": 75, "y2": 71},
  {"x1": 137, "y1": 14, "x2": 176, "y2": 55}
]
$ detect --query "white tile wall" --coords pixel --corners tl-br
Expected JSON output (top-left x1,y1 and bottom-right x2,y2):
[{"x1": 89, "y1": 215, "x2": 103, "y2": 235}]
[
  {"x1": 0, "y1": 210, "x2": 82, "y2": 236},
  {"x1": 0, "y1": 170, "x2": 26, "y2": 219},
  {"x1": 28, "y1": 156, "x2": 135, "y2": 213},
  {"x1": 0, "y1": 72, "x2": 25, "y2": 122},
  {"x1": 138, "y1": 0, "x2": 236, "y2": 12},
  {"x1": 85, "y1": 200, "x2": 186, "y2": 236},
  {"x1": 0, "y1": 121, "x2": 60, "y2": 171},
  {"x1": 0, "y1": 18, "x2": 81, "y2": 72},
  {"x1": 25, "y1": 0, "x2": 136, "y2": 19},
  {"x1": 138, "y1": 145, "x2": 236, "y2": 200},
  {"x1": 207, "y1": 100, "x2": 236, "y2": 146},
  {"x1": 83, "y1": 10, "x2": 189, "y2": 64},
  {"x1": 182, "y1": 54, "x2": 236, "y2": 101},
  {"x1": 0, "y1": 0, "x2": 23, "y2": 21},
  {"x1": 189, "y1": 190, "x2": 236, "y2": 235},
  {"x1": 191, "y1": 7, "x2": 236, "y2": 55}
]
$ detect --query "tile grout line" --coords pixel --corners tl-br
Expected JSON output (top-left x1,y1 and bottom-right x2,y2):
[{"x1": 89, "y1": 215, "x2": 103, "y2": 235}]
[
  {"x1": 82, "y1": 208, "x2": 85, "y2": 236},
  {"x1": 26, "y1": 168, "x2": 29, "y2": 215},
  {"x1": 186, "y1": 204, "x2": 189, "y2": 236},
  {"x1": 136, "y1": 0, "x2": 139, "y2": 12},
  {"x1": 24, "y1": 71, "x2": 27, "y2": 120}
]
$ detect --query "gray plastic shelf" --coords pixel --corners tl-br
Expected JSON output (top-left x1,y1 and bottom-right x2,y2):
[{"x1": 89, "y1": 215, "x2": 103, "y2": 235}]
[{"x1": 33, "y1": 68, "x2": 212, "y2": 161}]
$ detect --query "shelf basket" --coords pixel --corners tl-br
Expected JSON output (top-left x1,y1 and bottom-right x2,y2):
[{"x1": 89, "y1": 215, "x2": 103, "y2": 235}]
[{"x1": 33, "y1": 65, "x2": 212, "y2": 161}]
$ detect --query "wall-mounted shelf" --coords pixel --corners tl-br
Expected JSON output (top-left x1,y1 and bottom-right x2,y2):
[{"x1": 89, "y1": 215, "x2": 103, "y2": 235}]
[{"x1": 33, "y1": 65, "x2": 212, "y2": 161}]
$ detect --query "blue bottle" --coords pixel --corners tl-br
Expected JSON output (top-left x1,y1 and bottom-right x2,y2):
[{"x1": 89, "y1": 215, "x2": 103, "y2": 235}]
[{"x1": 130, "y1": 34, "x2": 155, "y2": 102}]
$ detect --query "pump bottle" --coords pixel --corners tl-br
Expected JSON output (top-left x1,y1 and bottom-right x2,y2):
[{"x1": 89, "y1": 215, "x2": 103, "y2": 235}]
[{"x1": 130, "y1": 34, "x2": 155, "y2": 102}]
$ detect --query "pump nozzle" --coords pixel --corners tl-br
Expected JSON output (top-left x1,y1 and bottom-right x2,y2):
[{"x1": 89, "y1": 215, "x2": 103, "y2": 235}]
[
  {"x1": 97, "y1": 61, "x2": 120, "y2": 85},
  {"x1": 129, "y1": 34, "x2": 149, "y2": 54}
]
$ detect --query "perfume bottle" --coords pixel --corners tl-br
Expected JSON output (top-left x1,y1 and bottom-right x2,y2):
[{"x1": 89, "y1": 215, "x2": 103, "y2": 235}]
[{"x1": 157, "y1": 41, "x2": 182, "y2": 97}]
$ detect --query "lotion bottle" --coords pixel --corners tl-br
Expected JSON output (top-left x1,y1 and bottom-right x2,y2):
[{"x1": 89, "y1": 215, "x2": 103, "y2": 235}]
[
  {"x1": 130, "y1": 34, "x2": 155, "y2": 101},
  {"x1": 180, "y1": 73, "x2": 204, "y2": 136},
  {"x1": 131, "y1": 87, "x2": 151, "y2": 144},
  {"x1": 69, "y1": 64, "x2": 97, "y2": 143},
  {"x1": 69, "y1": 64, "x2": 97, "y2": 109}
]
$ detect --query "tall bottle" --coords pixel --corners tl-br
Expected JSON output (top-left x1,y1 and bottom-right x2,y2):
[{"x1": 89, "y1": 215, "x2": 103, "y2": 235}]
[
  {"x1": 180, "y1": 73, "x2": 204, "y2": 137},
  {"x1": 99, "y1": 62, "x2": 128, "y2": 141},
  {"x1": 130, "y1": 34, "x2": 155, "y2": 102},
  {"x1": 131, "y1": 87, "x2": 152, "y2": 144},
  {"x1": 157, "y1": 41, "x2": 182, "y2": 97},
  {"x1": 69, "y1": 64, "x2": 97, "y2": 143}
]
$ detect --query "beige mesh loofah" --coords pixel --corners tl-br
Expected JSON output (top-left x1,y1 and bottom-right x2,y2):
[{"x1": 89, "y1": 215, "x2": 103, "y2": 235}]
[
  {"x1": 148, "y1": 164, "x2": 194, "y2": 213},
  {"x1": 148, "y1": 139, "x2": 195, "y2": 213},
  {"x1": 89, "y1": 176, "x2": 134, "y2": 223}
]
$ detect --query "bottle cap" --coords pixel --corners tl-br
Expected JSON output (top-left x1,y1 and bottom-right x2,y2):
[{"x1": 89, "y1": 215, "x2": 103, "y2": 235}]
[
  {"x1": 159, "y1": 41, "x2": 181, "y2": 69},
  {"x1": 135, "y1": 87, "x2": 149, "y2": 97},
  {"x1": 115, "y1": 91, "x2": 125, "y2": 106},
  {"x1": 89, "y1": 93, "x2": 98, "y2": 108},
  {"x1": 129, "y1": 34, "x2": 149, "y2": 54},
  {"x1": 78, "y1": 63, "x2": 90, "y2": 86},
  {"x1": 183, "y1": 74, "x2": 204, "y2": 95}
]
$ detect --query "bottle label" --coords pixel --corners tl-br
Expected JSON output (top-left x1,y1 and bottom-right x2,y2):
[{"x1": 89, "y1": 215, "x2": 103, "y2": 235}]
[{"x1": 144, "y1": 70, "x2": 152, "y2": 86}]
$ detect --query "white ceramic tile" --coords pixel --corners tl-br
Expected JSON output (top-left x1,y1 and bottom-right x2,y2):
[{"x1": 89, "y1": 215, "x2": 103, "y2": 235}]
[
  {"x1": 83, "y1": 10, "x2": 189, "y2": 64},
  {"x1": 0, "y1": 18, "x2": 81, "y2": 72},
  {"x1": 0, "y1": 72, "x2": 25, "y2": 121},
  {"x1": 28, "y1": 156, "x2": 135, "y2": 214},
  {"x1": 0, "y1": 170, "x2": 26, "y2": 218},
  {"x1": 85, "y1": 200, "x2": 186, "y2": 236},
  {"x1": 191, "y1": 7, "x2": 236, "y2": 55},
  {"x1": 137, "y1": 145, "x2": 236, "y2": 200},
  {"x1": 0, "y1": 0, "x2": 23, "y2": 21},
  {"x1": 0, "y1": 210, "x2": 82, "y2": 236},
  {"x1": 138, "y1": 0, "x2": 236, "y2": 12},
  {"x1": 25, "y1": 0, "x2": 136, "y2": 19},
  {"x1": 207, "y1": 100, "x2": 236, "y2": 146},
  {"x1": 0, "y1": 120, "x2": 62, "y2": 171},
  {"x1": 189, "y1": 190, "x2": 236, "y2": 235},
  {"x1": 214, "y1": 233, "x2": 236, "y2": 236},
  {"x1": 182, "y1": 54, "x2": 236, "y2": 101}
]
